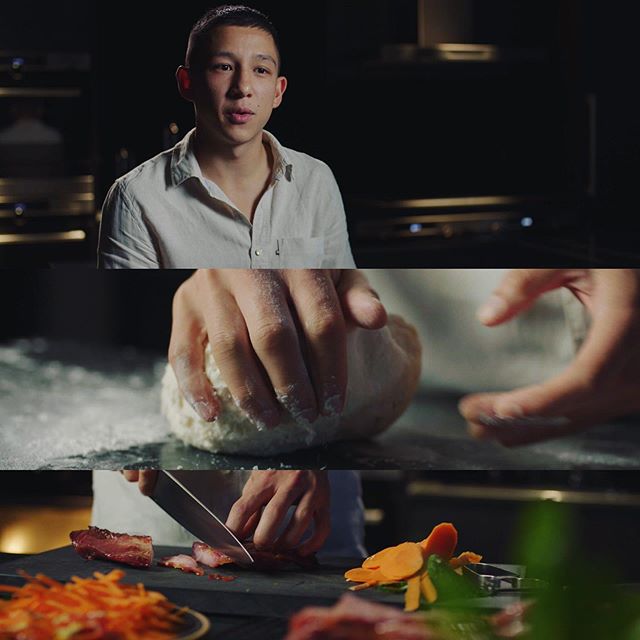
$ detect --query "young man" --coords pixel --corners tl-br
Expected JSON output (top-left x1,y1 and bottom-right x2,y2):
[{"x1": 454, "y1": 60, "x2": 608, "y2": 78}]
[{"x1": 98, "y1": 5, "x2": 355, "y2": 269}]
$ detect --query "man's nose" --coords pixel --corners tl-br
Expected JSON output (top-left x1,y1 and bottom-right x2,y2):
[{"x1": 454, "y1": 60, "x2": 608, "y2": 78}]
[{"x1": 228, "y1": 68, "x2": 253, "y2": 98}]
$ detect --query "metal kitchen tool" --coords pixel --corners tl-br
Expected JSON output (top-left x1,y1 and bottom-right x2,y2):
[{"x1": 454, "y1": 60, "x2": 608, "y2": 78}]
[
  {"x1": 151, "y1": 470, "x2": 254, "y2": 566},
  {"x1": 463, "y1": 563, "x2": 548, "y2": 595}
]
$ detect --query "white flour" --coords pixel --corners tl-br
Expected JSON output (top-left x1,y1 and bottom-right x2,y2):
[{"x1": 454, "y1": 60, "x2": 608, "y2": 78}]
[{"x1": 0, "y1": 340, "x2": 168, "y2": 469}]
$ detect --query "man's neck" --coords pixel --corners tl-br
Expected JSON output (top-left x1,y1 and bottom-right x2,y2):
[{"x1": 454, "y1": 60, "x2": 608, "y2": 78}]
[
  {"x1": 193, "y1": 128, "x2": 271, "y2": 187},
  {"x1": 192, "y1": 126, "x2": 275, "y2": 222}
]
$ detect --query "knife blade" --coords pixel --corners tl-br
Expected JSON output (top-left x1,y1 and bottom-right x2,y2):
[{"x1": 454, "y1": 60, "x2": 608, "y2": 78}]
[{"x1": 151, "y1": 470, "x2": 254, "y2": 566}]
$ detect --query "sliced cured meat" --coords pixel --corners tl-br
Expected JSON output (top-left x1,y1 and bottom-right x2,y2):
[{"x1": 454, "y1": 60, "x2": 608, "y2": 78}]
[
  {"x1": 158, "y1": 554, "x2": 205, "y2": 576},
  {"x1": 208, "y1": 573, "x2": 236, "y2": 582},
  {"x1": 286, "y1": 594, "x2": 432, "y2": 640},
  {"x1": 69, "y1": 526, "x2": 153, "y2": 568},
  {"x1": 192, "y1": 542, "x2": 234, "y2": 568},
  {"x1": 191, "y1": 541, "x2": 317, "y2": 571},
  {"x1": 490, "y1": 601, "x2": 533, "y2": 638},
  {"x1": 286, "y1": 594, "x2": 531, "y2": 640}
]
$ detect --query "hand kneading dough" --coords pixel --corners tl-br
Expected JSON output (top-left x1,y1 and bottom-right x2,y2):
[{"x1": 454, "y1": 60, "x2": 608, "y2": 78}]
[{"x1": 161, "y1": 315, "x2": 421, "y2": 456}]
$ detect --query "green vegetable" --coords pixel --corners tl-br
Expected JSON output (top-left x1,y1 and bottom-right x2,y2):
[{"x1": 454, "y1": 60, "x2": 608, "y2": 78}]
[{"x1": 427, "y1": 554, "x2": 485, "y2": 603}]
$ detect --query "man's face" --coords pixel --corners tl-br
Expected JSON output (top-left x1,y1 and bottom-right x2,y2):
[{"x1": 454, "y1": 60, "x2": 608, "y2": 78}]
[{"x1": 186, "y1": 25, "x2": 287, "y2": 147}]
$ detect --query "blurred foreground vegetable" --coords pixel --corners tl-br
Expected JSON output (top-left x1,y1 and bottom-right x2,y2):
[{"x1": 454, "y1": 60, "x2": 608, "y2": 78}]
[{"x1": 514, "y1": 501, "x2": 640, "y2": 640}]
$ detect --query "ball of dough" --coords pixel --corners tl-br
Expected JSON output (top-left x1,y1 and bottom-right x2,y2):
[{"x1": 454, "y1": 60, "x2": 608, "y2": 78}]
[{"x1": 161, "y1": 315, "x2": 421, "y2": 456}]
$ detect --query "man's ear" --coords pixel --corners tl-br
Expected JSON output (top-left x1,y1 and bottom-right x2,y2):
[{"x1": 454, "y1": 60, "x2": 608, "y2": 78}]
[
  {"x1": 176, "y1": 66, "x2": 194, "y2": 101},
  {"x1": 272, "y1": 76, "x2": 288, "y2": 109}
]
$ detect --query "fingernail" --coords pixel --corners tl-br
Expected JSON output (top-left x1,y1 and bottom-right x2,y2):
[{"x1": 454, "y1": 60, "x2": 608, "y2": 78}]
[
  {"x1": 277, "y1": 391, "x2": 318, "y2": 426},
  {"x1": 255, "y1": 409, "x2": 281, "y2": 431},
  {"x1": 193, "y1": 401, "x2": 217, "y2": 422},
  {"x1": 495, "y1": 403, "x2": 525, "y2": 420},
  {"x1": 296, "y1": 407, "x2": 319, "y2": 426},
  {"x1": 477, "y1": 295, "x2": 509, "y2": 324},
  {"x1": 234, "y1": 397, "x2": 281, "y2": 431},
  {"x1": 321, "y1": 382, "x2": 343, "y2": 417},
  {"x1": 478, "y1": 413, "x2": 571, "y2": 429}
]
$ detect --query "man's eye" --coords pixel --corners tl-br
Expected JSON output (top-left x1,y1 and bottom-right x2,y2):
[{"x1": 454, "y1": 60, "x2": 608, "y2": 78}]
[
  {"x1": 212, "y1": 63, "x2": 232, "y2": 71},
  {"x1": 255, "y1": 67, "x2": 270, "y2": 75}
]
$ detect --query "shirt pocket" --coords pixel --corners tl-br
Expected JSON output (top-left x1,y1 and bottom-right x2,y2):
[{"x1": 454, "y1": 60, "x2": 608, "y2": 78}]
[{"x1": 276, "y1": 237, "x2": 324, "y2": 268}]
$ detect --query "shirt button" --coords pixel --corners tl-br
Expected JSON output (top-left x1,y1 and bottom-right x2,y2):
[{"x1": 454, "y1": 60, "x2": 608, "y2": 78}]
[{"x1": 255, "y1": 249, "x2": 262, "y2": 256}]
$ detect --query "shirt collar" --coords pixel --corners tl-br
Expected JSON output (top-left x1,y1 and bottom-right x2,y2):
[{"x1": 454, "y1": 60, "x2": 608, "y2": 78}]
[{"x1": 169, "y1": 128, "x2": 294, "y2": 188}]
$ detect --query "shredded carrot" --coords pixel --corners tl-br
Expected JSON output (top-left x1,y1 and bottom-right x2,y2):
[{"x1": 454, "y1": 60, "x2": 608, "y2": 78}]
[{"x1": 0, "y1": 569, "x2": 189, "y2": 639}]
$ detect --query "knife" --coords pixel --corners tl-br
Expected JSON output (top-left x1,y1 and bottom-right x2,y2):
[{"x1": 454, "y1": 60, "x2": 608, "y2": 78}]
[{"x1": 151, "y1": 470, "x2": 254, "y2": 566}]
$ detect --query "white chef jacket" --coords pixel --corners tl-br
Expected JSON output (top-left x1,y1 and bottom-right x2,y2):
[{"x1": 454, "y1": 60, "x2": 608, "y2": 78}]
[
  {"x1": 92, "y1": 470, "x2": 366, "y2": 559},
  {"x1": 97, "y1": 130, "x2": 356, "y2": 269}
]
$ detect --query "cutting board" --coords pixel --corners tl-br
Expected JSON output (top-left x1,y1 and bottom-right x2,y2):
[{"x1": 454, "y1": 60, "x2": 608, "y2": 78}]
[{"x1": 0, "y1": 546, "x2": 403, "y2": 619}]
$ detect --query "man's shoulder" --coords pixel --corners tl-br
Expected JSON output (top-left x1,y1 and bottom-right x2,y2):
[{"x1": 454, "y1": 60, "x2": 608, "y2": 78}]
[
  {"x1": 285, "y1": 147, "x2": 333, "y2": 174},
  {"x1": 270, "y1": 136, "x2": 335, "y2": 184},
  {"x1": 113, "y1": 147, "x2": 174, "y2": 197}
]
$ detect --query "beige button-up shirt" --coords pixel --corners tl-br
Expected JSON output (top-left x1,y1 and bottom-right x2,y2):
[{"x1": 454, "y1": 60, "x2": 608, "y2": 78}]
[{"x1": 98, "y1": 129, "x2": 356, "y2": 269}]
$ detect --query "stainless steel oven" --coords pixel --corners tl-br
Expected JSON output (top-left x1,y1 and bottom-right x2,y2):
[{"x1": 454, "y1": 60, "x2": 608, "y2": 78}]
[
  {"x1": 325, "y1": 0, "x2": 588, "y2": 253},
  {"x1": 0, "y1": 51, "x2": 97, "y2": 265}
]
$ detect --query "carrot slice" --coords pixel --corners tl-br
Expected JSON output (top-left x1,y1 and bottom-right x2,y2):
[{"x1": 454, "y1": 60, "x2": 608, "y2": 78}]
[
  {"x1": 420, "y1": 522, "x2": 458, "y2": 560},
  {"x1": 449, "y1": 551, "x2": 483, "y2": 570},
  {"x1": 420, "y1": 571, "x2": 438, "y2": 604},
  {"x1": 349, "y1": 580, "x2": 379, "y2": 592},
  {"x1": 379, "y1": 542, "x2": 424, "y2": 581},
  {"x1": 362, "y1": 546, "x2": 396, "y2": 570},
  {"x1": 344, "y1": 568, "x2": 379, "y2": 583},
  {"x1": 404, "y1": 574, "x2": 421, "y2": 612}
]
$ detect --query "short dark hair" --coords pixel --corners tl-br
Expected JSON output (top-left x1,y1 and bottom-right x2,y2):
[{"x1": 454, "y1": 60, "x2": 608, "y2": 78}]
[{"x1": 186, "y1": 5, "x2": 282, "y2": 71}]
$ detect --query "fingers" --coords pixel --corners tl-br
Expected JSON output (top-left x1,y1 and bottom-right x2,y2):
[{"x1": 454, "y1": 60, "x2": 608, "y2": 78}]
[
  {"x1": 226, "y1": 472, "x2": 330, "y2": 554},
  {"x1": 336, "y1": 270, "x2": 388, "y2": 330},
  {"x1": 477, "y1": 269, "x2": 573, "y2": 326},
  {"x1": 168, "y1": 278, "x2": 220, "y2": 422},
  {"x1": 571, "y1": 271, "x2": 640, "y2": 378},
  {"x1": 173, "y1": 269, "x2": 389, "y2": 430},
  {"x1": 138, "y1": 471, "x2": 159, "y2": 496},
  {"x1": 252, "y1": 487, "x2": 303, "y2": 549},
  {"x1": 466, "y1": 269, "x2": 640, "y2": 446},
  {"x1": 197, "y1": 271, "x2": 283, "y2": 430},
  {"x1": 122, "y1": 470, "x2": 139, "y2": 483},
  {"x1": 231, "y1": 271, "x2": 318, "y2": 425},
  {"x1": 459, "y1": 365, "x2": 617, "y2": 447},
  {"x1": 225, "y1": 481, "x2": 272, "y2": 537},
  {"x1": 279, "y1": 493, "x2": 315, "y2": 549},
  {"x1": 285, "y1": 270, "x2": 347, "y2": 416},
  {"x1": 120, "y1": 470, "x2": 158, "y2": 496},
  {"x1": 460, "y1": 391, "x2": 576, "y2": 448},
  {"x1": 298, "y1": 509, "x2": 332, "y2": 557},
  {"x1": 227, "y1": 509, "x2": 261, "y2": 542}
]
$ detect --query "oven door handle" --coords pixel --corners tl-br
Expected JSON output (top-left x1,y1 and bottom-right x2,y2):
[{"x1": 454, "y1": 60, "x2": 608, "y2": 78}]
[{"x1": 0, "y1": 230, "x2": 87, "y2": 245}]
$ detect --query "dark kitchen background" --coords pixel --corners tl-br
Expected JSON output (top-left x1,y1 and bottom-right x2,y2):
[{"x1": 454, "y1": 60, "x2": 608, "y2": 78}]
[
  {"x1": 1, "y1": 471, "x2": 640, "y2": 580},
  {"x1": 0, "y1": 0, "x2": 638, "y2": 268},
  {"x1": 1, "y1": 270, "x2": 187, "y2": 350}
]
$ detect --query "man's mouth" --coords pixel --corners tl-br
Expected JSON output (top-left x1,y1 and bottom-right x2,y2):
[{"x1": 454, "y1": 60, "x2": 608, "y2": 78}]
[{"x1": 226, "y1": 109, "x2": 255, "y2": 125}]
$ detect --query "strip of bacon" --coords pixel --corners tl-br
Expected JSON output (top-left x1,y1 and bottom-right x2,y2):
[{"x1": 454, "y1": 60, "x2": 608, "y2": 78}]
[
  {"x1": 158, "y1": 554, "x2": 205, "y2": 576},
  {"x1": 69, "y1": 527, "x2": 153, "y2": 568},
  {"x1": 192, "y1": 542, "x2": 234, "y2": 568},
  {"x1": 208, "y1": 573, "x2": 236, "y2": 582},
  {"x1": 243, "y1": 543, "x2": 319, "y2": 571}
]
